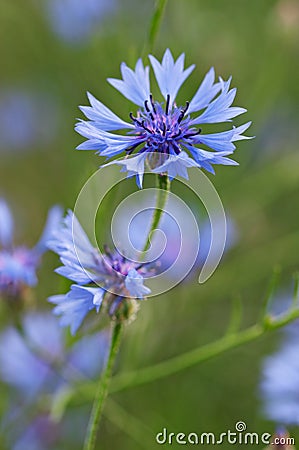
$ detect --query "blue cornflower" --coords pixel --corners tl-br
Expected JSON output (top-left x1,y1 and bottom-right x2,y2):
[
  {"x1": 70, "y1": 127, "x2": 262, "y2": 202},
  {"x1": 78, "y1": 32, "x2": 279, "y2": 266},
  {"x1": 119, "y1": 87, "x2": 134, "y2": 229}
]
[
  {"x1": 47, "y1": 211, "x2": 152, "y2": 334},
  {"x1": 0, "y1": 199, "x2": 62, "y2": 298},
  {"x1": 260, "y1": 319, "x2": 299, "y2": 425},
  {"x1": 76, "y1": 49, "x2": 252, "y2": 187}
]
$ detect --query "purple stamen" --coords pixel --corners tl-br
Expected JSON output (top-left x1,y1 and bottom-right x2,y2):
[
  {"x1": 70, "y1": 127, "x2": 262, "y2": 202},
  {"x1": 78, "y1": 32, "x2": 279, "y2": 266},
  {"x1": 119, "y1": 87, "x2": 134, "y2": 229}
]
[
  {"x1": 149, "y1": 94, "x2": 156, "y2": 114},
  {"x1": 165, "y1": 94, "x2": 170, "y2": 115},
  {"x1": 178, "y1": 101, "x2": 190, "y2": 123},
  {"x1": 184, "y1": 129, "x2": 202, "y2": 138}
]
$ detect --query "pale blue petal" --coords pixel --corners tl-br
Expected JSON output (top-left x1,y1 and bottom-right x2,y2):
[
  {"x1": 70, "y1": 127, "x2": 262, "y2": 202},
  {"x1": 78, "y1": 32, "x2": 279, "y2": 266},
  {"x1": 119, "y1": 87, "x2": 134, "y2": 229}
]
[
  {"x1": 231, "y1": 121, "x2": 253, "y2": 141},
  {"x1": 75, "y1": 121, "x2": 107, "y2": 153},
  {"x1": 102, "y1": 153, "x2": 147, "y2": 188},
  {"x1": 192, "y1": 121, "x2": 253, "y2": 152},
  {"x1": 125, "y1": 269, "x2": 151, "y2": 298},
  {"x1": 107, "y1": 59, "x2": 150, "y2": 106},
  {"x1": 76, "y1": 139, "x2": 105, "y2": 151},
  {"x1": 192, "y1": 129, "x2": 236, "y2": 152},
  {"x1": 100, "y1": 131, "x2": 144, "y2": 157},
  {"x1": 35, "y1": 205, "x2": 63, "y2": 254},
  {"x1": 55, "y1": 265, "x2": 94, "y2": 284},
  {"x1": 188, "y1": 67, "x2": 221, "y2": 113},
  {"x1": 48, "y1": 210, "x2": 105, "y2": 285},
  {"x1": 151, "y1": 151, "x2": 199, "y2": 179},
  {"x1": 75, "y1": 120, "x2": 105, "y2": 140},
  {"x1": 49, "y1": 285, "x2": 104, "y2": 335},
  {"x1": 186, "y1": 145, "x2": 238, "y2": 169},
  {"x1": 191, "y1": 78, "x2": 246, "y2": 124},
  {"x1": 79, "y1": 92, "x2": 134, "y2": 131},
  {"x1": 91, "y1": 287, "x2": 105, "y2": 312},
  {"x1": 149, "y1": 49, "x2": 195, "y2": 106},
  {"x1": 49, "y1": 210, "x2": 94, "y2": 261}
]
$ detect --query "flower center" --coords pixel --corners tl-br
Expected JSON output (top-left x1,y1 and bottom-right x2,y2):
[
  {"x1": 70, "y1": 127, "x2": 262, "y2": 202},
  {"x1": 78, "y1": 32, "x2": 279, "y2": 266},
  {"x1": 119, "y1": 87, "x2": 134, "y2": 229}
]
[
  {"x1": 103, "y1": 245, "x2": 142, "y2": 277},
  {"x1": 128, "y1": 94, "x2": 201, "y2": 156}
]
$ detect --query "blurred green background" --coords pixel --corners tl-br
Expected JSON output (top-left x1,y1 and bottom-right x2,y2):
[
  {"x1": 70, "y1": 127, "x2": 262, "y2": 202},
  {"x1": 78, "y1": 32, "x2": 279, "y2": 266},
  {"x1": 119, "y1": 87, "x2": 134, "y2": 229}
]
[{"x1": 0, "y1": 0, "x2": 299, "y2": 448}]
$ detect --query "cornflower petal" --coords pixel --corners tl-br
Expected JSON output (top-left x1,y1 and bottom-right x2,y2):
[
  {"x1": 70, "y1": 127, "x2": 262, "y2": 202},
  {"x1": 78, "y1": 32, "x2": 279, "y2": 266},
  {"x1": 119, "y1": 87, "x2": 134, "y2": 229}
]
[
  {"x1": 35, "y1": 205, "x2": 63, "y2": 254},
  {"x1": 191, "y1": 79, "x2": 247, "y2": 124},
  {"x1": 151, "y1": 151, "x2": 199, "y2": 180},
  {"x1": 125, "y1": 269, "x2": 151, "y2": 298},
  {"x1": 49, "y1": 285, "x2": 104, "y2": 335},
  {"x1": 102, "y1": 152, "x2": 147, "y2": 188},
  {"x1": 149, "y1": 49, "x2": 195, "y2": 106},
  {"x1": 48, "y1": 211, "x2": 152, "y2": 333},
  {"x1": 107, "y1": 59, "x2": 150, "y2": 106},
  {"x1": 188, "y1": 67, "x2": 221, "y2": 113},
  {"x1": 79, "y1": 92, "x2": 134, "y2": 131}
]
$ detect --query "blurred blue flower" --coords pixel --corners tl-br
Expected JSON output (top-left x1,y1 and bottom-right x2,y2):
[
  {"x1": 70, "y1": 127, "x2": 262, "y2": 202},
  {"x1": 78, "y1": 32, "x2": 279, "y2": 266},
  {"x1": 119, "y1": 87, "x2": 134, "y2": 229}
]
[
  {"x1": 260, "y1": 313, "x2": 299, "y2": 425},
  {"x1": 0, "y1": 90, "x2": 58, "y2": 153},
  {"x1": 47, "y1": 211, "x2": 152, "y2": 334},
  {"x1": 0, "y1": 312, "x2": 109, "y2": 397},
  {"x1": 112, "y1": 197, "x2": 238, "y2": 281},
  {"x1": 46, "y1": 0, "x2": 116, "y2": 45},
  {"x1": 0, "y1": 199, "x2": 62, "y2": 298},
  {"x1": 0, "y1": 312, "x2": 109, "y2": 449},
  {"x1": 76, "y1": 48, "x2": 252, "y2": 187},
  {"x1": 0, "y1": 313, "x2": 63, "y2": 397}
]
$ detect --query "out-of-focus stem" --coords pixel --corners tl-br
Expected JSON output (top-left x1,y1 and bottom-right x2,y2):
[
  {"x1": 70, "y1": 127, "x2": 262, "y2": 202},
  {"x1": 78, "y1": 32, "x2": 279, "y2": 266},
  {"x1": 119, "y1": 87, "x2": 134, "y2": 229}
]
[{"x1": 83, "y1": 321, "x2": 123, "y2": 450}]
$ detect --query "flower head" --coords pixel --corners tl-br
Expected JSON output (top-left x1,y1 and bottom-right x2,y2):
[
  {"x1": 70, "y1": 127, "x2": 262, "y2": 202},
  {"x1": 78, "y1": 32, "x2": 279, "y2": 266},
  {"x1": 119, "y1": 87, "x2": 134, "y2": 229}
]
[
  {"x1": 76, "y1": 49, "x2": 252, "y2": 187},
  {"x1": 47, "y1": 211, "x2": 152, "y2": 334},
  {"x1": 0, "y1": 199, "x2": 62, "y2": 299}
]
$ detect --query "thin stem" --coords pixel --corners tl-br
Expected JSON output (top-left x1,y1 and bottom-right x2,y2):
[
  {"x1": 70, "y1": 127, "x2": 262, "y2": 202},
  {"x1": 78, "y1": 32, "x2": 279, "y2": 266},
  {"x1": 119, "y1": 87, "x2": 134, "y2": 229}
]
[
  {"x1": 141, "y1": 174, "x2": 170, "y2": 255},
  {"x1": 142, "y1": 0, "x2": 168, "y2": 57},
  {"x1": 71, "y1": 306, "x2": 299, "y2": 404},
  {"x1": 110, "y1": 307, "x2": 299, "y2": 393},
  {"x1": 83, "y1": 321, "x2": 123, "y2": 450}
]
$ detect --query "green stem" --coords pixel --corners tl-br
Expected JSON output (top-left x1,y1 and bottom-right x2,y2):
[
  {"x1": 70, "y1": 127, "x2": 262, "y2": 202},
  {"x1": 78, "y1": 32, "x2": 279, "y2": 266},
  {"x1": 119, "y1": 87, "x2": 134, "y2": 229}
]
[
  {"x1": 71, "y1": 306, "x2": 299, "y2": 404},
  {"x1": 109, "y1": 308, "x2": 299, "y2": 393},
  {"x1": 142, "y1": 0, "x2": 168, "y2": 56},
  {"x1": 83, "y1": 321, "x2": 123, "y2": 450},
  {"x1": 141, "y1": 175, "x2": 170, "y2": 255}
]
